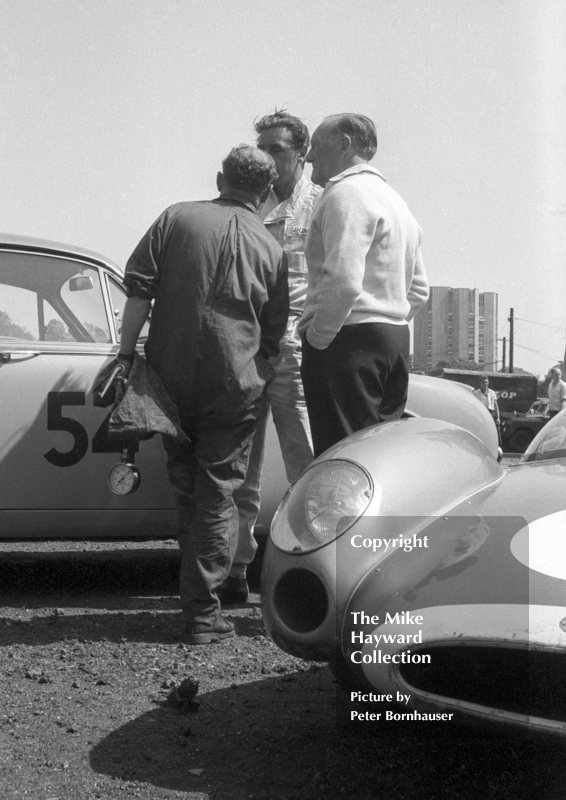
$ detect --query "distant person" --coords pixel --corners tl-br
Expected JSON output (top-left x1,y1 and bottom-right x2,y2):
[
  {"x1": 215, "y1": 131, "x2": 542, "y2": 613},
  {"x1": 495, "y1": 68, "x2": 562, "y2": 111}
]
[
  {"x1": 224, "y1": 112, "x2": 322, "y2": 606},
  {"x1": 547, "y1": 367, "x2": 566, "y2": 418},
  {"x1": 116, "y1": 146, "x2": 288, "y2": 644},
  {"x1": 298, "y1": 113, "x2": 429, "y2": 456},
  {"x1": 473, "y1": 375, "x2": 501, "y2": 426}
]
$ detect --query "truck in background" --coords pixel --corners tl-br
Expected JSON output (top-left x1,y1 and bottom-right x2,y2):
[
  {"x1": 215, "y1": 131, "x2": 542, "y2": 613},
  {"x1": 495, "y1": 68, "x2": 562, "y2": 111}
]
[
  {"x1": 428, "y1": 369, "x2": 538, "y2": 414},
  {"x1": 428, "y1": 369, "x2": 541, "y2": 452}
]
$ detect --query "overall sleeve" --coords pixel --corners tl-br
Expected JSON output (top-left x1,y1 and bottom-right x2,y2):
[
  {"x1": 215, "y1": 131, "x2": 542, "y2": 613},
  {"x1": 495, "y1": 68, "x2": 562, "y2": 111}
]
[{"x1": 123, "y1": 209, "x2": 170, "y2": 299}]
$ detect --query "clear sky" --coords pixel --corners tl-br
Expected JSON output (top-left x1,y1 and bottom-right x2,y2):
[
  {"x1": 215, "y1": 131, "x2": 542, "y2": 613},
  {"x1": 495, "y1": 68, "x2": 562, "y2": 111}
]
[{"x1": 2, "y1": 0, "x2": 565, "y2": 376}]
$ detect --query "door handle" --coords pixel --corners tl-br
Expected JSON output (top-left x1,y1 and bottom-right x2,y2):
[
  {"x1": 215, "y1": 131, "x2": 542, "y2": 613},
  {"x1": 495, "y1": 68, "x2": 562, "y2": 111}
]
[{"x1": 0, "y1": 351, "x2": 41, "y2": 362}]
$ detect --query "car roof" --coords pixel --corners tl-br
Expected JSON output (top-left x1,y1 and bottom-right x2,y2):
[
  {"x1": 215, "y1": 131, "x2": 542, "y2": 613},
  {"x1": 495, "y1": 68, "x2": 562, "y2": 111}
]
[{"x1": 0, "y1": 232, "x2": 123, "y2": 277}]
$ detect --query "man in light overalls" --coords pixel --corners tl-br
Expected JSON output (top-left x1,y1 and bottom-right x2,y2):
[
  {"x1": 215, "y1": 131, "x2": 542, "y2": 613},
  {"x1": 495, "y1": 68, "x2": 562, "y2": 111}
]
[{"x1": 223, "y1": 112, "x2": 322, "y2": 604}]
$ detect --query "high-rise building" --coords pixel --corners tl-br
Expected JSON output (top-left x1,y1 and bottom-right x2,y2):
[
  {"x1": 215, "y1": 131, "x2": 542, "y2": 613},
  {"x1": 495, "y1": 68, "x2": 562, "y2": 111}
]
[{"x1": 413, "y1": 287, "x2": 498, "y2": 372}]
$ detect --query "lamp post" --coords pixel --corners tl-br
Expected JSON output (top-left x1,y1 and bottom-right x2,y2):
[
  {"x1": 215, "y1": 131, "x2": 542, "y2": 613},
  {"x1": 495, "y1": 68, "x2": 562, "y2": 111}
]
[{"x1": 509, "y1": 308, "x2": 514, "y2": 373}]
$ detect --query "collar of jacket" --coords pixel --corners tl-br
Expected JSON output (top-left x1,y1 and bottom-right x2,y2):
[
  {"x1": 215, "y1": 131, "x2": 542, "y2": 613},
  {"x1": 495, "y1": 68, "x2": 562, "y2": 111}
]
[
  {"x1": 261, "y1": 175, "x2": 312, "y2": 224},
  {"x1": 327, "y1": 163, "x2": 386, "y2": 185},
  {"x1": 215, "y1": 193, "x2": 259, "y2": 214}
]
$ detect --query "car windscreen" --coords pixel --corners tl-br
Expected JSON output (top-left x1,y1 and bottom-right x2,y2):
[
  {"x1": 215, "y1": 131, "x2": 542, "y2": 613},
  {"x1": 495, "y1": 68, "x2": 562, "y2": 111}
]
[{"x1": 522, "y1": 411, "x2": 566, "y2": 462}]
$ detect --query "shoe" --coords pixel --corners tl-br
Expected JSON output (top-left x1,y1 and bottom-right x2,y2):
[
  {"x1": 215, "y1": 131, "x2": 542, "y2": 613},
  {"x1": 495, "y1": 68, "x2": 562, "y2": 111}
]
[
  {"x1": 217, "y1": 576, "x2": 249, "y2": 606},
  {"x1": 180, "y1": 615, "x2": 236, "y2": 645}
]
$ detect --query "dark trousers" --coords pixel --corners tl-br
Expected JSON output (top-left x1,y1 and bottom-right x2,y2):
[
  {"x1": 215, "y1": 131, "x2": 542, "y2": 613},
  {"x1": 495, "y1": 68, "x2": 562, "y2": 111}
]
[
  {"x1": 301, "y1": 323, "x2": 410, "y2": 457},
  {"x1": 162, "y1": 399, "x2": 264, "y2": 626},
  {"x1": 488, "y1": 410, "x2": 502, "y2": 446}
]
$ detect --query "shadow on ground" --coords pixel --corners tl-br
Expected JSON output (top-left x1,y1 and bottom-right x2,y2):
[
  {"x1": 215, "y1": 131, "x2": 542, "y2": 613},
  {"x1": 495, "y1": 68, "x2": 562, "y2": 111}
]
[{"x1": 88, "y1": 670, "x2": 566, "y2": 800}]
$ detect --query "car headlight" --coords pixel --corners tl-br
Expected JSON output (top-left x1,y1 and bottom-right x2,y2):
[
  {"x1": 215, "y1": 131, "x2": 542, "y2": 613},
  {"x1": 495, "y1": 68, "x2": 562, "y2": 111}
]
[{"x1": 271, "y1": 460, "x2": 373, "y2": 553}]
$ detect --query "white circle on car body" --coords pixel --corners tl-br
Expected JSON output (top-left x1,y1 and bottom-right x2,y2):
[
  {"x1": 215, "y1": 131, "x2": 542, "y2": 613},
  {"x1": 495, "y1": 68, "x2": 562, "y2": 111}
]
[{"x1": 510, "y1": 510, "x2": 566, "y2": 580}]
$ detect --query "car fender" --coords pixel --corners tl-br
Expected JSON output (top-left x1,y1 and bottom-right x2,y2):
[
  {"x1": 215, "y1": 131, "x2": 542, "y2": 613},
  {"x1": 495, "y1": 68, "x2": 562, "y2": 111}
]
[
  {"x1": 405, "y1": 374, "x2": 499, "y2": 459},
  {"x1": 262, "y1": 417, "x2": 504, "y2": 661}
]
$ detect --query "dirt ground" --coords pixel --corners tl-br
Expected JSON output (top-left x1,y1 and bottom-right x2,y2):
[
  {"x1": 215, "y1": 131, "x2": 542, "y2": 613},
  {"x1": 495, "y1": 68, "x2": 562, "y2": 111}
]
[{"x1": 1, "y1": 540, "x2": 566, "y2": 800}]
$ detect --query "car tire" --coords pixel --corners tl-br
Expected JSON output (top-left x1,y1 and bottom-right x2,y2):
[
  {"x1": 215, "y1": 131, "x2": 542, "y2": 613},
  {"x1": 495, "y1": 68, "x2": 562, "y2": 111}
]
[{"x1": 509, "y1": 428, "x2": 534, "y2": 453}]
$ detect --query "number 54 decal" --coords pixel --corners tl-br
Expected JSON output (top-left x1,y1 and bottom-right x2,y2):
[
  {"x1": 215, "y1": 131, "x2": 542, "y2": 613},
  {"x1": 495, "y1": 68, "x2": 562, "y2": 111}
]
[{"x1": 44, "y1": 391, "x2": 138, "y2": 467}]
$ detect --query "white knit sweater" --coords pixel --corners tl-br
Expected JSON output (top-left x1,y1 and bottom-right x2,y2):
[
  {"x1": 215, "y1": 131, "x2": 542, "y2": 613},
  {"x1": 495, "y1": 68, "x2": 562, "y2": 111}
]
[{"x1": 300, "y1": 164, "x2": 429, "y2": 349}]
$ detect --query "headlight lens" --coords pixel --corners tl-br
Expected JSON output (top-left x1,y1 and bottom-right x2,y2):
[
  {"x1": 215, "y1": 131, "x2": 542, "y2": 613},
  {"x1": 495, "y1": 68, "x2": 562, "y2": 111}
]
[{"x1": 271, "y1": 460, "x2": 373, "y2": 553}]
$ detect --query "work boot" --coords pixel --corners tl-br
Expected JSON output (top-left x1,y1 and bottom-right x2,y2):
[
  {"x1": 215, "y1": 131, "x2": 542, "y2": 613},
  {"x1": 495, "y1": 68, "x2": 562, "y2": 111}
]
[
  {"x1": 180, "y1": 614, "x2": 236, "y2": 645},
  {"x1": 217, "y1": 575, "x2": 249, "y2": 606}
]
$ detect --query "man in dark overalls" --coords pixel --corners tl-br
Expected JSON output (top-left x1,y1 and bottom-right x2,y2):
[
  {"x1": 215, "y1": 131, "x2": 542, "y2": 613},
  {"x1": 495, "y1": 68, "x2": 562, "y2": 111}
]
[{"x1": 116, "y1": 146, "x2": 288, "y2": 643}]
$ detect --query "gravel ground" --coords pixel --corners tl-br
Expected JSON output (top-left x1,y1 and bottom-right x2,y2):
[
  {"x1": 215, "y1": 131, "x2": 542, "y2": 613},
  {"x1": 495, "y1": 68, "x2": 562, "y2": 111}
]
[{"x1": 1, "y1": 538, "x2": 565, "y2": 800}]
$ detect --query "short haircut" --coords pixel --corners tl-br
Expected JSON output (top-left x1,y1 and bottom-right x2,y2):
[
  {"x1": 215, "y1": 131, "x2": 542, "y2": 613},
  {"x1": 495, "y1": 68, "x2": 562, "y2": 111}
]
[
  {"x1": 222, "y1": 145, "x2": 277, "y2": 194},
  {"x1": 325, "y1": 113, "x2": 378, "y2": 160},
  {"x1": 255, "y1": 110, "x2": 310, "y2": 151}
]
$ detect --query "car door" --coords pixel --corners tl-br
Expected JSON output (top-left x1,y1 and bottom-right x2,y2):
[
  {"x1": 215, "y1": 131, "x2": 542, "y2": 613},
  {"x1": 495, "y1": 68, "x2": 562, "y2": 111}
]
[{"x1": 0, "y1": 245, "x2": 176, "y2": 538}]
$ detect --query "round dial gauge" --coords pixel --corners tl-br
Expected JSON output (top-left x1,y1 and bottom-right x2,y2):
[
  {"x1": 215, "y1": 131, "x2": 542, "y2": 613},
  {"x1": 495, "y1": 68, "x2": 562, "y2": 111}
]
[{"x1": 108, "y1": 462, "x2": 141, "y2": 495}]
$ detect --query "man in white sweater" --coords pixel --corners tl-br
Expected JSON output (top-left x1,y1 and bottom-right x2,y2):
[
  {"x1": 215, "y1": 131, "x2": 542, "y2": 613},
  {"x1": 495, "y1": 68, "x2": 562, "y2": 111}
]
[{"x1": 298, "y1": 113, "x2": 429, "y2": 456}]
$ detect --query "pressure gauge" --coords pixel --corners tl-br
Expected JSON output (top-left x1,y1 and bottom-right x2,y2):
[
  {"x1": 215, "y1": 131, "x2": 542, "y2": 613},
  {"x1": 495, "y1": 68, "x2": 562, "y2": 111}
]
[{"x1": 108, "y1": 462, "x2": 141, "y2": 495}]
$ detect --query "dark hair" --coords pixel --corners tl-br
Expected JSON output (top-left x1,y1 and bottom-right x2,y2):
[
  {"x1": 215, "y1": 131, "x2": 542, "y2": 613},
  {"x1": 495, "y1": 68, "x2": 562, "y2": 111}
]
[
  {"x1": 326, "y1": 113, "x2": 378, "y2": 160},
  {"x1": 255, "y1": 110, "x2": 310, "y2": 151},
  {"x1": 222, "y1": 145, "x2": 277, "y2": 194}
]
